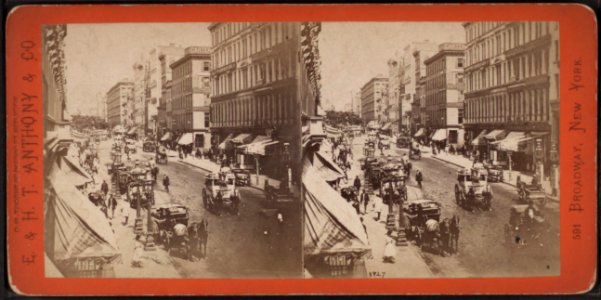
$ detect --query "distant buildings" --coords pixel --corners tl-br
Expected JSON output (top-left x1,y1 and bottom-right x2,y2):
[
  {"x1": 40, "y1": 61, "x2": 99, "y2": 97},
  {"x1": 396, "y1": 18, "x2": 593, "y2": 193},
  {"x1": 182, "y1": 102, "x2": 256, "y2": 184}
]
[
  {"x1": 106, "y1": 80, "x2": 133, "y2": 128},
  {"x1": 95, "y1": 93, "x2": 107, "y2": 121},
  {"x1": 351, "y1": 91, "x2": 361, "y2": 116},
  {"x1": 387, "y1": 59, "x2": 401, "y2": 132},
  {"x1": 132, "y1": 60, "x2": 146, "y2": 136},
  {"x1": 463, "y1": 21, "x2": 559, "y2": 180},
  {"x1": 360, "y1": 76, "x2": 388, "y2": 125},
  {"x1": 170, "y1": 46, "x2": 212, "y2": 150},
  {"x1": 424, "y1": 42, "x2": 465, "y2": 147},
  {"x1": 158, "y1": 46, "x2": 185, "y2": 135}
]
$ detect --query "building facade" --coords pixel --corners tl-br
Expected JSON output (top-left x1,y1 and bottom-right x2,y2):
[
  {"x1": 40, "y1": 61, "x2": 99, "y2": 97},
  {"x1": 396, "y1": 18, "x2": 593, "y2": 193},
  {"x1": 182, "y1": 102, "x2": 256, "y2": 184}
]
[
  {"x1": 412, "y1": 47, "x2": 439, "y2": 135},
  {"x1": 132, "y1": 60, "x2": 146, "y2": 136},
  {"x1": 398, "y1": 41, "x2": 439, "y2": 133},
  {"x1": 157, "y1": 46, "x2": 185, "y2": 136},
  {"x1": 424, "y1": 43, "x2": 466, "y2": 148},
  {"x1": 360, "y1": 76, "x2": 388, "y2": 125},
  {"x1": 463, "y1": 22, "x2": 559, "y2": 179},
  {"x1": 170, "y1": 46, "x2": 212, "y2": 150},
  {"x1": 387, "y1": 58, "x2": 401, "y2": 132},
  {"x1": 209, "y1": 22, "x2": 314, "y2": 181},
  {"x1": 106, "y1": 80, "x2": 134, "y2": 128},
  {"x1": 43, "y1": 25, "x2": 69, "y2": 136}
]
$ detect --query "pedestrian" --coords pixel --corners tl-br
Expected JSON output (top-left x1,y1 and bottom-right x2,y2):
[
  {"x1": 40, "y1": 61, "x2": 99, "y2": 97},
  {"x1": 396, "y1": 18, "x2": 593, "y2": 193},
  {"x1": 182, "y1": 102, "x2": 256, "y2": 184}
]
[
  {"x1": 131, "y1": 244, "x2": 143, "y2": 268},
  {"x1": 108, "y1": 193, "x2": 118, "y2": 219},
  {"x1": 383, "y1": 236, "x2": 396, "y2": 263},
  {"x1": 353, "y1": 176, "x2": 362, "y2": 192},
  {"x1": 101, "y1": 180, "x2": 109, "y2": 196},
  {"x1": 373, "y1": 195, "x2": 384, "y2": 221},
  {"x1": 415, "y1": 169, "x2": 423, "y2": 189},
  {"x1": 361, "y1": 190, "x2": 370, "y2": 214},
  {"x1": 163, "y1": 175, "x2": 170, "y2": 193}
]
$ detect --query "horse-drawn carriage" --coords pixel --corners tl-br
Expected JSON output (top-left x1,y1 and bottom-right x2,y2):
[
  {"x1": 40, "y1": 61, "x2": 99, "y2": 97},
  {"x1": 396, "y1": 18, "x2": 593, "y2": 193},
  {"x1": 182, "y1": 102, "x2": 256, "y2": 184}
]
[
  {"x1": 517, "y1": 179, "x2": 547, "y2": 208},
  {"x1": 403, "y1": 199, "x2": 459, "y2": 255},
  {"x1": 151, "y1": 204, "x2": 190, "y2": 257},
  {"x1": 379, "y1": 174, "x2": 407, "y2": 206},
  {"x1": 409, "y1": 142, "x2": 422, "y2": 160},
  {"x1": 143, "y1": 140, "x2": 157, "y2": 153},
  {"x1": 504, "y1": 204, "x2": 547, "y2": 247},
  {"x1": 127, "y1": 179, "x2": 155, "y2": 209},
  {"x1": 156, "y1": 147, "x2": 168, "y2": 164},
  {"x1": 202, "y1": 173, "x2": 240, "y2": 215},
  {"x1": 454, "y1": 168, "x2": 493, "y2": 211}
]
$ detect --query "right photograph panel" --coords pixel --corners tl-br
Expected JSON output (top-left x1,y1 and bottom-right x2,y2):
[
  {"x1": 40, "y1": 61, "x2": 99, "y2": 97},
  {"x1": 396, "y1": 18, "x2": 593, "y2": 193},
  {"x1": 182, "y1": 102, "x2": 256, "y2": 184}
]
[{"x1": 301, "y1": 21, "x2": 560, "y2": 278}]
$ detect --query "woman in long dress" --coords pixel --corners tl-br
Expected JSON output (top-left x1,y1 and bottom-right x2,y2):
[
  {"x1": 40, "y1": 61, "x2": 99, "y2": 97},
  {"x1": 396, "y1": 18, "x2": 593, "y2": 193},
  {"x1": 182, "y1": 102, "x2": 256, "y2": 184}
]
[{"x1": 383, "y1": 236, "x2": 396, "y2": 263}]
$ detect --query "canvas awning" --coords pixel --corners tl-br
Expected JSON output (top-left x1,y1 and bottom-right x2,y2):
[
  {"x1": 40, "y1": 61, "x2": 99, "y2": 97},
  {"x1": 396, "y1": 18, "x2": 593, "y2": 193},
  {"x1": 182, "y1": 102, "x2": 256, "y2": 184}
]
[
  {"x1": 46, "y1": 161, "x2": 120, "y2": 262},
  {"x1": 218, "y1": 133, "x2": 234, "y2": 150},
  {"x1": 431, "y1": 129, "x2": 447, "y2": 141},
  {"x1": 303, "y1": 160, "x2": 369, "y2": 255},
  {"x1": 380, "y1": 122, "x2": 391, "y2": 130},
  {"x1": 112, "y1": 125, "x2": 125, "y2": 133},
  {"x1": 127, "y1": 127, "x2": 137, "y2": 135},
  {"x1": 160, "y1": 132, "x2": 171, "y2": 142},
  {"x1": 61, "y1": 156, "x2": 93, "y2": 187},
  {"x1": 246, "y1": 140, "x2": 279, "y2": 156},
  {"x1": 177, "y1": 133, "x2": 194, "y2": 145},
  {"x1": 493, "y1": 132, "x2": 526, "y2": 152},
  {"x1": 312, "y1": 152, "x2": 345, "y2": 182},
  {"x1": 484, "y1": 129, "x2": 506, "y2": 140},
  {"x1": 366, "y1": 120, "x2": 379, "y2": 129},
  {"x1": 231, "y1": 133, "x2": 253, "y2": 144},
  {"x1": 414, "y1": 128, "x2": 425, "y2": 137},
  {"x1": 325, "y1": 125, "x2": 342, "y2": 139},
  {"x1": 471, "y1": 129, "x2": 488, "y2": 146}
]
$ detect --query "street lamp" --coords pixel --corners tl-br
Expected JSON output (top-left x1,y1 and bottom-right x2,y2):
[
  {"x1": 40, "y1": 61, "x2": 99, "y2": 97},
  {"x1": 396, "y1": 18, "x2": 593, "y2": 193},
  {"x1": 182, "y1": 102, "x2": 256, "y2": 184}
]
[{"x1": 282, "y1": 142, "x2": 291, "y2": 190}]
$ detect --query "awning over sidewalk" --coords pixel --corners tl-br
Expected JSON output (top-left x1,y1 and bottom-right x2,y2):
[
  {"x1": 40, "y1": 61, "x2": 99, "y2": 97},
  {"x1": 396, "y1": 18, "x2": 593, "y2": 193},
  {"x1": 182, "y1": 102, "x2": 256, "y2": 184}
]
[
  {"x1": 231, "y1": 133, "x2": 253, "y2": 144},
  {"x1": 380, "y1": 122, "x2": 391, "y2": 130},
  {"x1": 112, "y1": 125, "x2": 125, "y2": 133},
  {"x1": 484, "y1": 129, "x2": 506, "y2": 140},
  {"x1": 414, "y1": 128, "x2": 425, "y2": 137},
  {"x1": 303, "y1": 160, "x2": 369, "y2": 255},
  {"x1": 47, "y1": 160, "x2": 120, "y2": 262},
  {"x1": 493, "y1": 132, "x2": 527, "y2": 152},
  {"x1": 62, "y1": 156, "x2": 93, "y2": 187},
  {"x1": 366, "y1": 120, "x2": 379, "y2": 130},
  {"x1": 218, "y1": 133, "x2": 234, "y2": 150},
  {"x1": 127, "y1": 127, "x2": 137, "y2": 135},
  {"x1": 471, "y1": 129, "x2": 488, "y2": 146},
  {"x1": 246, "y1": 140, "x2": 279, "y2": 156},
  {"x1": 177, "y1": 133, "x2": 194, "y2": 145},
  {"x1": 431, "y1": 129, "x2": 447, "y2": 141},
  {"x1": 160, "y1": 132, "x2": 171, "y2": 142},
  {"x1": 312, "y1": 152, "x2": 345, "y2": 182}
]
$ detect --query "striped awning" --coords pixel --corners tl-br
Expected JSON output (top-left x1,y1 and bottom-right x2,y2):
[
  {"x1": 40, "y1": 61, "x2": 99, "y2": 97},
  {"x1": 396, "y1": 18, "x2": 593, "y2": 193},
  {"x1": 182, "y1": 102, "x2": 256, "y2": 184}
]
[{"x1": 471, "y1": 129, "x2": 488, "y2": 146}]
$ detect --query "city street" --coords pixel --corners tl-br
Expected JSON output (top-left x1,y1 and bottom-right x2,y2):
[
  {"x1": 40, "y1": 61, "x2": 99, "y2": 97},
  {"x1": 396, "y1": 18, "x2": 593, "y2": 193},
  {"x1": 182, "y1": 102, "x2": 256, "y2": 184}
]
[
  {"x1": 99, "y1": 139, "x2": 301, "y2": 278},
  {"x1": 352, "y1": 135, "x2": 559, "y2": 278}
]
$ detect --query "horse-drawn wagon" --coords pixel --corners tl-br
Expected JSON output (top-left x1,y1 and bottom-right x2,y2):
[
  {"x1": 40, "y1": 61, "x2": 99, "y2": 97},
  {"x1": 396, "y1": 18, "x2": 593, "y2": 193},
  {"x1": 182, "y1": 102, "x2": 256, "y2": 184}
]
[
  {"x1": 504, "y1": 204, "x2": 547, "y2": 247},
  {"x1": 454, "y1": 168, "x2": 493, "y2": 211},
  {"x1": 202, "y1": 173, "x2": 240, "y2": 216}
]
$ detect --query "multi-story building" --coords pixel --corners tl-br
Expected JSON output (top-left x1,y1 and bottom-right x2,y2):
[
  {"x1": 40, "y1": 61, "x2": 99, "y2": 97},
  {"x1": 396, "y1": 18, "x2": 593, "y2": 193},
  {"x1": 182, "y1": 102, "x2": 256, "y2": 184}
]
[
  {"x1": 106, "y1": 80, "x2": 134, "y2": 128},
  {"x1": 412, "y1": 47, "x2": 439, "y2": 136},
  {"x1": 132, "y1": 59, "x2": 146, "y2": 136},
  {"x1": 398, "y1": 41, "x2": 439, "y2": 133},
  {"x1": 170, "y1": 46, "x2": 212, "y2": 150},
  {"x1": 144, "y1": 44, "x2": 184, "y2": 137},
  {"x1": 43, "y1": 25, "x2": 68, "y2": 136},
  {"x1": 157, "y1": 45, "x2": 184, "y2": 137},
  {"x1": 424, "y1": 43, "x2": 466, "y2": 148},
  {"x1": 351, "y1": 91, "x2": 362, "y2": 116},
  {"x1": 94, "y1": 92, "x2": 107, "y2": 122},
  {"x1": 360, "y1": 76, "x2": 388, "y2": 125},
  {"x1": 386, "y1": 59, "x2": 401, "y2": 133},
  {"x1": 462, "y1": 22, "x2": 559, "y2": 179},
  {"x1": 209, "y1": 22, "x2": 313, "y2": 181}
]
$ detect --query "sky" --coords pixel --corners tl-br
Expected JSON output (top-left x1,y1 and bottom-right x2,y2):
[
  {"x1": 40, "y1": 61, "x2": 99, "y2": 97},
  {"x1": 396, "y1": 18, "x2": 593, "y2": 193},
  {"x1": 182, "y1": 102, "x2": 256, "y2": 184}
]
[
  {"x1": 64, "y1": 23, "x2": 211, "y2": 115},
  {"x1": 319, "y1": 22, "x2": 465, "y2": 110},
  {"x1": 63, "y1": 22, "x2": 465, "y2": 115}
]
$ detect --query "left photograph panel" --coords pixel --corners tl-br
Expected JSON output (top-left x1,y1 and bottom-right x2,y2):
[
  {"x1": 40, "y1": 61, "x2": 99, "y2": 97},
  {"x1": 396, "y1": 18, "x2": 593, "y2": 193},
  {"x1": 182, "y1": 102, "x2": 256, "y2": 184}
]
[{"x1": 42, "y1": 23, "x2": 303, "y2": 278}]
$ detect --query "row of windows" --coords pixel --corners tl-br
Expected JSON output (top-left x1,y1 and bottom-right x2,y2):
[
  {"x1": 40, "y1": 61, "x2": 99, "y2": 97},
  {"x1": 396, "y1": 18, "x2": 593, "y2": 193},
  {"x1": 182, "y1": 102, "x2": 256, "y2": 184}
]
[
  {"x1": 212, "y1": 23, "x2": 297, "y2": 70},
  {"x1": 466, "y1": 49, "x2": 550, "y2": 92},
  {"x1": 465, "y1": 89, "x2": 549, "y2": 124},
  {"x1": 213, "y1": 54, "x2": 295, "y2": 96},
  {"x1": 212, "y1": 22, "x2": 254, "y2": 46},
  {"x1": 211, "y1": 92, "x2": 295, "y2": 128},
  {"x1": 466, "y1": 22, "x2": 553, "y2": 67}
]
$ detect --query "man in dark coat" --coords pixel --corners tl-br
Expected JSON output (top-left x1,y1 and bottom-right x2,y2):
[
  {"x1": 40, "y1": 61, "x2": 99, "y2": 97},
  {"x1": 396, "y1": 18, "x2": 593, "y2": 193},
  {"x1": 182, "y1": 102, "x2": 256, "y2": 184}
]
[
  {"x1": 101, "y1": 180, "x2": 109, "y2": 196},
  {"x1": 163, "y1": 175, "x2": 170, "y2": 193},
  {"x1": 353, "y1": 176, "x2": 362, "y2": 192},
  {"x1": 415, "y1": 169, "x2": 423, "y2": 189}
]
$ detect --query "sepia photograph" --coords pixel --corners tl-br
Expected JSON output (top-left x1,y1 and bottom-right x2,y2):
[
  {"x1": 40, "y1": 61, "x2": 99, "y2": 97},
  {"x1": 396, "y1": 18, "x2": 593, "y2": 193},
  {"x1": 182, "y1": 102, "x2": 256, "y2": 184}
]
[
  {"x1": 301, "y1": 21, "x2": 561, "y2": 278},
  {"x1": 42, "y1": 22, "x2": 305, "y2": 278}
]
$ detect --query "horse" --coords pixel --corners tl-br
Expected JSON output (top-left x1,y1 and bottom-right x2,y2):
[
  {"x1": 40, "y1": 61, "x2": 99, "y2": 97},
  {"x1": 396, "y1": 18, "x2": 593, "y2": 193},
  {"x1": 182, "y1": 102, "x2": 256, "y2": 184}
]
[
  {"x1": 448, "y1": 215, "x2": 460, "y2": 254},
  {"x1": 439, "y1": 218, "x2": 451, "y2": 256},
  {"x1": 187, "y1": 219, "x2": 209, "y2": 260}
]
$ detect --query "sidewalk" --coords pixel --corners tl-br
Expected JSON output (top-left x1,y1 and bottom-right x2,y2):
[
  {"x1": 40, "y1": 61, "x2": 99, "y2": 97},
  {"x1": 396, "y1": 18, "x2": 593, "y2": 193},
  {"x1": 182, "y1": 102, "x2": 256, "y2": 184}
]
[
  {"x1": 416, "y1": 145, "x2": 559, "y2": 202},
  {"x1": 177, "y1": 156, "x2": 297, "y2": 195},
  {"x1": 341, "y1": 140, "x2": 433, "y2": 278},
  {"x1": 98, "y1": 140, "x2": 181, "y2": 278}
]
